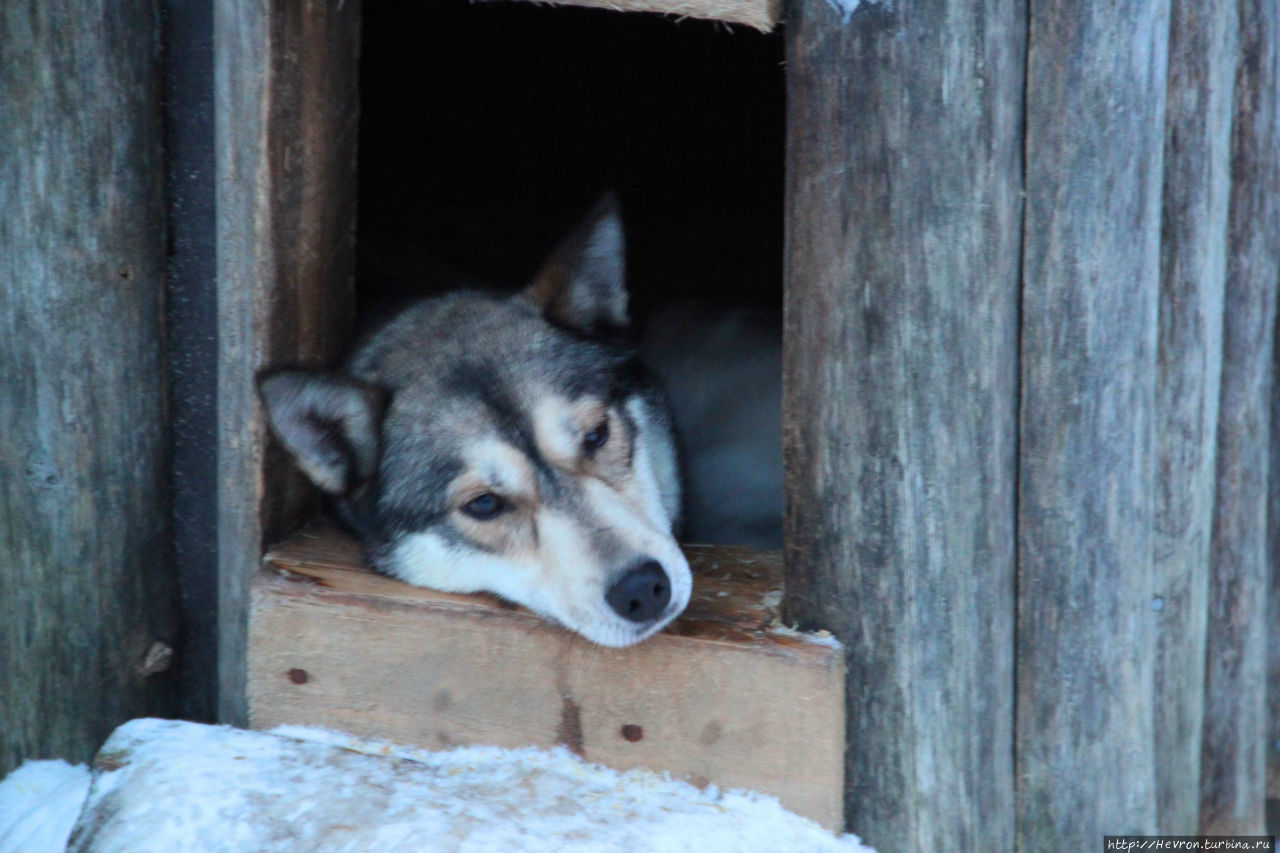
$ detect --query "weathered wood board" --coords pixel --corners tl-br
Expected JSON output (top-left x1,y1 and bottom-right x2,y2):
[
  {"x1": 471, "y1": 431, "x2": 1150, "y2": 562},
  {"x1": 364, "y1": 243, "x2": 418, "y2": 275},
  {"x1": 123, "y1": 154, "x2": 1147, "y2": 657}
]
[
  {"x1": 0, "y1": 0, "x2": 177, "y2": 774},
  {"x1": 784, "y1": 0, "x2": 1023, "y2": 847},
  {"x1": 249, "y1": 526, "x2": 845, "y2": 829},
  {"x1": 1018, "y1": 0, "x2": 1170, "y2": 847},
  {"x1": 1200, "y1": 0, "x2": 1279, "y2": 834},
  {"x1": 1153, "y1": 0, "x2": 1235, "y2": 833},
  {"x1": 215, "y1": 0, "x2": 360, "y2": 726}
]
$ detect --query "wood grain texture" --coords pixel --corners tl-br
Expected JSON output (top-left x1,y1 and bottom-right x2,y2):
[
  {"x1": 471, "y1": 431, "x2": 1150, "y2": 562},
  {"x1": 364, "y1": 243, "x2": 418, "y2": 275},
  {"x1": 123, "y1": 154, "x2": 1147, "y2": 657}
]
[
  {"x1": 1153, "y1": 0, "x2": 1236, "y2": 833},
  {"x1": 1199, "y1": 0, "x2": 1279, "y2": 833},
  {"x1": 1017, "y1": 0, "x2": 1170, "y2": 847},
  {"x1": 249, "y1": 527, "x2": 845, "y2": 828},
  {"x1": 1272, "y1": 307, "x2": 1280, "y2": 804},
  {"x1": 783, "y1": 1, "x2": 1023, "y2": 847},
  {"x1": 215, "y1": 0, "x2": 360, "y2": 725},
  {"x1": 0, "y1": 0, "x2": 178, "y2": 773}
]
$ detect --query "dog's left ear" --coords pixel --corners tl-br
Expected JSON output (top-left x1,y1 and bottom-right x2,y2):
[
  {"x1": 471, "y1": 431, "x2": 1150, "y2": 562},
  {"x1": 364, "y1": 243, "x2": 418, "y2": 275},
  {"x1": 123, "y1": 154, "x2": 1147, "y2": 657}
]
[{"x1": 524, "y1": 193, "x2": 628, "y2": 337}]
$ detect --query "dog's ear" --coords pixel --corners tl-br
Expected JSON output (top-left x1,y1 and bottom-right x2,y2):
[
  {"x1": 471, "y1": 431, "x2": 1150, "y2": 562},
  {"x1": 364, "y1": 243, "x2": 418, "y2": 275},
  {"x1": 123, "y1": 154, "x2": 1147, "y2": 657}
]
[
  {"x1": 258, "y1": 371, "x2": 387, "y2": 495},
  {"x1": 525, "y1": 193, "x2": 628, "y2": 337}
]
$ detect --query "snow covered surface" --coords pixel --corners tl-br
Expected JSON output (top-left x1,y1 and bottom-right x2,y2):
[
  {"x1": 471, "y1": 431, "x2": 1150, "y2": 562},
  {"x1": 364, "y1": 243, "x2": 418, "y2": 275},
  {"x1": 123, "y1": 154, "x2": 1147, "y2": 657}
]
[
  {"x1": 25, "y1": 718, "x2": 873, "y2": 852},
  {"x1": 0, "y1": 759, "x2": 91, "y2": 853}
]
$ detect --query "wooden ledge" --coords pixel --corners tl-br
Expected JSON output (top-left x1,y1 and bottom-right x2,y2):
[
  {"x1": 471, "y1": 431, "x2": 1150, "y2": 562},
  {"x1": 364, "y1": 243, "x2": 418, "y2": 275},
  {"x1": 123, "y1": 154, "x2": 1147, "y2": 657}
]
[{"x1": 249, "y1": 524, "x2": 844, "y2": 828}]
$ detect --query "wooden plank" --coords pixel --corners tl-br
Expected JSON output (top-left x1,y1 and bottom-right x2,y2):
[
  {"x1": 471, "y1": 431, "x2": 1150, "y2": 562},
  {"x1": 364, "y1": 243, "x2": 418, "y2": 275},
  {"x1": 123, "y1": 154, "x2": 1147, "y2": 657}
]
[
  {"x1": 534, "y1": 0, "x2": 780, "y2": 32},
  {"x1": 1272, "y1": 321, "x2": 1280, "y2": 805},
  {"x1": 783, "y1": 0, "x2": 1023, "y2": 847},
  {"x1": 1152, "y1": 0, "x2": 1236, "y2": 833},
  {"x1": 1200, "y1": 0, "x2": 1279, "y2": 833},
  {"x1": 1017, "y1": 0, "x2": 1170, "y2": 847},
  {"x1": 248, "y1": 527, "x2": 845, "y2": 829},
  {"x1": 0, "y1": 0, "x2": 178, "y2": 773},
  {"x1": 1273, "y1": 306, "x2": 1280, "y2": 807},
  {"x1": 215, "y1": 0, "x2": 360, "y2": 725}
]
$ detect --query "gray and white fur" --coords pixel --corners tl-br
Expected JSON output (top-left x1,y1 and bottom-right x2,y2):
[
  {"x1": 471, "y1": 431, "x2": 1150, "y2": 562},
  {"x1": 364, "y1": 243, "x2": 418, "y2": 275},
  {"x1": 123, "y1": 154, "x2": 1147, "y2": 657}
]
[{"x1": 260, "y1": 197, "x2": 690, "y2": 647}]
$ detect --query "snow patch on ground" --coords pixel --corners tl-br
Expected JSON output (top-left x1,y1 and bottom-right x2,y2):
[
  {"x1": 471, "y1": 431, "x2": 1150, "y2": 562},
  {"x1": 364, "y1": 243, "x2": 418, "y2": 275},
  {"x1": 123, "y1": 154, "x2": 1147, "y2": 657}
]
[
  {"x1": 0, "y1": 759, "x2": 92, "y2": 853},
  {"x1": 30, "y1": 719, "x2": 873, "y2": 852}
]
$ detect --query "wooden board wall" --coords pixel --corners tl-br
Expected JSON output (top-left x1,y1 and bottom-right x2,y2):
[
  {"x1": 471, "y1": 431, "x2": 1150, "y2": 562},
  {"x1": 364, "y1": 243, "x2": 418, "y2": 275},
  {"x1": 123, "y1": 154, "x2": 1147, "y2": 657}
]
[
  {"x1": 1200, "y1": 0, "x2": 1279, "y2": 834},
  {"x1": 0, "y1": 0, "x2": 177, "y2": 773},
  {"x1": 783, "y1": 1, "x2": 1023, "y2": 847},
  {"x1": 786, "y1": 0, "x2": 1277, "y2": 845},
  {"x1": 214, "y1": 0, "x2": 360, "y2": 725}
]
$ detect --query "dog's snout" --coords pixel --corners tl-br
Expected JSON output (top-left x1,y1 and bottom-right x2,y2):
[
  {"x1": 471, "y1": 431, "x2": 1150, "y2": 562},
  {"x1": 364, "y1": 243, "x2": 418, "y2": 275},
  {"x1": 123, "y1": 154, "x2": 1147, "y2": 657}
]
[{"x1": 606, "y1": 560, "x2": 671, "y2": 623}]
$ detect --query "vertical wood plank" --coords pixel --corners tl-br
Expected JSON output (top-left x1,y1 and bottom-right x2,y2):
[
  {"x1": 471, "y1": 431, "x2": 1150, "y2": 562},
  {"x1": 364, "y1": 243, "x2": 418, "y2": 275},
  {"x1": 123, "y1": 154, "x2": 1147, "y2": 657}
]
[
  {"x1": 1018, "y1": 1, "x2": 1170, "y2": 847},
  {"x1": 0, "y1": 0, "x2": 177, "y2": 772},
  {"x1": 1271, "y1": 313, "x2": 1280, "y2": 807},
  {"x1": 215, "y1": 0, "x2": 360, "y2": 724},
  {"x1": 784, "y1": 1, "x2": 1023, "y2": 847},
  {"x1": 1199, "y1": 0, "x2": 1279, "y2": 833},
  {"x1": 1153, "y1": 0, "x2": 1236, "y2": 833}
]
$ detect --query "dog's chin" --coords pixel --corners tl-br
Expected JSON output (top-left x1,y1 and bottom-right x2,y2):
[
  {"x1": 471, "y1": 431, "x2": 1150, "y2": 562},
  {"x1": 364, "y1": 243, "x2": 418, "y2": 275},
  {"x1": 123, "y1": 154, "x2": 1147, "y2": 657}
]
[
  {"x1": 560, "y1": 596, "x2": 690, "y2": 648},
  {"x1": 573, "y1": 619, "x2": 669, "y2": 648}
]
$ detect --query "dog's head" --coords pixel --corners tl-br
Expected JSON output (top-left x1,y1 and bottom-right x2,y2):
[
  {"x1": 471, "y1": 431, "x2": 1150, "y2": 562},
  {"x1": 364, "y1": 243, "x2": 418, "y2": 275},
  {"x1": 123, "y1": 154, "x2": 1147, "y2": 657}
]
[{"x1": 259, "y1": 197, "x2": 690, "y2": 646}]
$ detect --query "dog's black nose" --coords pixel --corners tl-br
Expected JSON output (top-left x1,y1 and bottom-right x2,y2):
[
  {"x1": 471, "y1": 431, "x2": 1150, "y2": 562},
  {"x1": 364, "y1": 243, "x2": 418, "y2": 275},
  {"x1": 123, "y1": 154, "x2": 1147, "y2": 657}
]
[{"x1": 606, "y1": 561, "x2": 671, "y2": 623}]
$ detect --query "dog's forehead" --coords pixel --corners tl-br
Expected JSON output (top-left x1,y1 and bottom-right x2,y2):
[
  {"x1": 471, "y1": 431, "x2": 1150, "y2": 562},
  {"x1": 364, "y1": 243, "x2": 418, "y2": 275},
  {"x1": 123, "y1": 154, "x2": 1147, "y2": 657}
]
[{"x1": 352, "y1": 293, "x2": 624, "y2": 397}]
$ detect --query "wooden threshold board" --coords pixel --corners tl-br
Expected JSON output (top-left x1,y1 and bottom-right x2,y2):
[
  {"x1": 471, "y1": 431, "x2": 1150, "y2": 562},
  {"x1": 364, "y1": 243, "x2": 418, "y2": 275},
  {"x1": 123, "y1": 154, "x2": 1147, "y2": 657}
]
[{"x1": 249, "y1": 524, "x2": 845, "y2": 828}]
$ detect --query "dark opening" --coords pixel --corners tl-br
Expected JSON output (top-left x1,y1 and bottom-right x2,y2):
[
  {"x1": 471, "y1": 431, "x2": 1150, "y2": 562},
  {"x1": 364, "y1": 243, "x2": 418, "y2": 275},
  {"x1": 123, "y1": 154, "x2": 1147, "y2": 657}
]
[{"x1": 357, "y1": 0, "x2": 785, "y2": 321}]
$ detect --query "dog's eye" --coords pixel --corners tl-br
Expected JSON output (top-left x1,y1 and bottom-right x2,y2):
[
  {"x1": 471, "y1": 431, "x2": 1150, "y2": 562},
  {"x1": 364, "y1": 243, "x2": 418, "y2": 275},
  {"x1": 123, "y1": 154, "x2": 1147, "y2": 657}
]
[
  {"x1": 461, "y1": 492, "x2": 505, "y2": 520},
  {"x1": 583, "y1": 420, "x2": 609, "y2": 453}
]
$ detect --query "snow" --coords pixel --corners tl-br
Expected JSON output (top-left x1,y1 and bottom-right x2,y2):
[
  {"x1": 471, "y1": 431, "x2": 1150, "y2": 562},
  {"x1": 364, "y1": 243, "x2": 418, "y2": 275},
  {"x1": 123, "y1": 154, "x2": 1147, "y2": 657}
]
[
  {"x1": 2, "y1": 719, "x2": 873, "y2": 852},
  {"x1": 0, "y1": 759, "x2": 91, "y2": 853}
]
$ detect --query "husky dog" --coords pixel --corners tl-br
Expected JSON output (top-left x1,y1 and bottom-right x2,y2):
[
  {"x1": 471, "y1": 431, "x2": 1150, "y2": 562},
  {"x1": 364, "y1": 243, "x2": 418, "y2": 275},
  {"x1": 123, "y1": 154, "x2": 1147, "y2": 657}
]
[{"x1": 259, "y1": 197, "x2": 690, "y2": 647}]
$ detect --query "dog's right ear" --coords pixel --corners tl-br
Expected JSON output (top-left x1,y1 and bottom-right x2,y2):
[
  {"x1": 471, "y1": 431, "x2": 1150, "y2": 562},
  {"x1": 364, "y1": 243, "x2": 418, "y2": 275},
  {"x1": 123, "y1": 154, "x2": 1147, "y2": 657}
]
[{"x1": 258, "y1": 371, "x2": 387, "y2": 495}]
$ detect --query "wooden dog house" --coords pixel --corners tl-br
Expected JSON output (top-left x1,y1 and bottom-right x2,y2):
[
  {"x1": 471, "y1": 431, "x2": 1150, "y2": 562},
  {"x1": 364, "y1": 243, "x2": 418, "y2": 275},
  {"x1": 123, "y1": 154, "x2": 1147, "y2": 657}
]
[{"x1": 4, "y1": 0, "x2": 1278, "y2": 849}]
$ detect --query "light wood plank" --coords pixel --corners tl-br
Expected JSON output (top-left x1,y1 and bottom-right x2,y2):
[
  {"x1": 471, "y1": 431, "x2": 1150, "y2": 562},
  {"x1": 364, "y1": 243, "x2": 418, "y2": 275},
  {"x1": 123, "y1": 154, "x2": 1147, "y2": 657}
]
[
  {"x1": 249, "y1": 527, "x2": 845, "y2": 829},
  {"x1": 531, "y1": 0, "x2": 780, "y2": 32}
]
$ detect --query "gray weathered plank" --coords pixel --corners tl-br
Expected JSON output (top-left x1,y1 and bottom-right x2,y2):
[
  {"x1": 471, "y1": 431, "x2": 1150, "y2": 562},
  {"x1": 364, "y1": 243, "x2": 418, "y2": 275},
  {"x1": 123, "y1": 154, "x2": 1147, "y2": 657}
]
[
  {"x1": 1153, "y1": 0, "x2": 1236, "y2": 833},
  {"x1": 215, "y1": 0, "x2": 360, "y2": 725},
  {"x1": 783, "y1": 1, "x2": 1023, "y2": 847},
  {"x1": 1199, "y1": 0, "x2": 1279, "y2": 833},
  {"x1": 0, "y1": 0, "x2": 177, "y2": 773},
  {"x1": 1017, "y1": 0, "x2": 1170, "y2": 847},
  {"x1": 1272, "y1": 309, "x2": 1280, "y2": 805}
]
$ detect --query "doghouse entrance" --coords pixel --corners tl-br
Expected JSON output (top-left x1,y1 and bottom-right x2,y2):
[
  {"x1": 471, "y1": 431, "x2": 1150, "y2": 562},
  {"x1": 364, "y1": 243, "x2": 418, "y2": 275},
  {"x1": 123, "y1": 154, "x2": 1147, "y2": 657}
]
[{"x1": 231, "y1": 0, "x2": 842, "y2": 830}]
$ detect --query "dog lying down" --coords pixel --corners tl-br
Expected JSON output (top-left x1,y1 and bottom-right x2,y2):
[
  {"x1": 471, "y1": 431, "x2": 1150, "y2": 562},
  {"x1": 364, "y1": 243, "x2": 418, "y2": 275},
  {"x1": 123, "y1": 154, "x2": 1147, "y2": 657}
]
[{"x1": 260, "y1": 197, "x2": 780, "y2": 647}]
